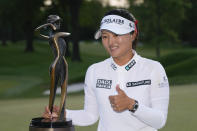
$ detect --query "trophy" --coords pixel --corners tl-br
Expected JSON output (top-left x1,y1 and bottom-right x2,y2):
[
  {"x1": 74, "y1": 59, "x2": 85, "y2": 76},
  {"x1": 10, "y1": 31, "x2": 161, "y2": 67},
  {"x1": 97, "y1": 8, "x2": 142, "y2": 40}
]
[{"x1": 29, "y1": 15, "x2": 75, "y2": 131}]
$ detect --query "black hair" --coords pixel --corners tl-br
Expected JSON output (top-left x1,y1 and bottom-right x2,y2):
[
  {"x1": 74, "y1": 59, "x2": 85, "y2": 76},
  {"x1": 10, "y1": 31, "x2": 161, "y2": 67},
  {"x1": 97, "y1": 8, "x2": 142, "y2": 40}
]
[{"x1": 104, "y1": 9, "x2": 139, "y2": 50}]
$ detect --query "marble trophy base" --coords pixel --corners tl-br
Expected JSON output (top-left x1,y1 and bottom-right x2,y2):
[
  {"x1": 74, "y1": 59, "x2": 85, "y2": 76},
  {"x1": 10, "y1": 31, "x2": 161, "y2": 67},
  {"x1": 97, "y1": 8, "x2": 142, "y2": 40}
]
[{"x1": 29, "y1": 117, "x2": 75, "y2": 131}]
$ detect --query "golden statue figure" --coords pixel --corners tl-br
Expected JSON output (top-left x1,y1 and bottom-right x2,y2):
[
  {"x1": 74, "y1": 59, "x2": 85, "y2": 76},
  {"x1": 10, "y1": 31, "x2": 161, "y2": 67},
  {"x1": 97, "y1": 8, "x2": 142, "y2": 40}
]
[{"x1": 30, "y1": 15, "x2": 74, "y2": 131}]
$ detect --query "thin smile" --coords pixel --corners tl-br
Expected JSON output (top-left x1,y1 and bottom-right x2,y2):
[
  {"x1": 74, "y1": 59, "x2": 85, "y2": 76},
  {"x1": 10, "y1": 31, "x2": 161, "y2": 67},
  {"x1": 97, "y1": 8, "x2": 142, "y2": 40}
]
[{"x1": 109, "y1": 46, "x2": 119, "y2": 51}]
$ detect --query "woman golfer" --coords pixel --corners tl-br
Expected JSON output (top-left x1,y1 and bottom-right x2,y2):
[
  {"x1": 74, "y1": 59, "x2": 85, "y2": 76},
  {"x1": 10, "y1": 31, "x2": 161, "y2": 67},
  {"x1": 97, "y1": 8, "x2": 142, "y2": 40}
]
[{"x1": 43, "y1": 9, "x2": 169, "y2": 131}]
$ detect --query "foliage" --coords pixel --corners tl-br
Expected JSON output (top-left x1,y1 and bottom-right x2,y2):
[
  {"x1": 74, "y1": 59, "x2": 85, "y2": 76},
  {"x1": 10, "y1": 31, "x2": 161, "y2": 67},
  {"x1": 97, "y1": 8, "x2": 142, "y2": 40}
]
[
  {"x1": 0, "y1": 0, "x2": 20, "y2": 44},
  {"x1": 79, "y1": 0, "x2": 105, "y2": 40},
  {"x1": 129, "y1": 0, "x2": 191, "y2": 57},
  {"x1": 0, "y1": 0, "x2": 45, "y2": 51},
  {"x1": 132, "y1": 0, "x2": 190, "y2": 42},
  {"x1": 181, "y1": 0, "x2": 197, "y2": 46}
]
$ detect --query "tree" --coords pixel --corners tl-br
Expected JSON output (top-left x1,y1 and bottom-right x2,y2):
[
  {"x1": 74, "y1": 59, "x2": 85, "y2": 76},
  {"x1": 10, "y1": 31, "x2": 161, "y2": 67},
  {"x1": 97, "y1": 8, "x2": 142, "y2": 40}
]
[
  {"x1": 0, "y1": 0, "x2": 13, "y2": 46},
  {"x1": 129, "y1": 0, "x2": 190, "y2": 58},
  {"x1": 79, "y1": 0, "x2": 106, "y2": 40},
  {"x1": 68, "y1": 0, "x2": 83, "y2": 61},
  {"x1": 181, "y1": 0, "x2": 197, "y2": 47},
  {"x1": 15, "y1": 0, "x2": 44, "y2": 52}
]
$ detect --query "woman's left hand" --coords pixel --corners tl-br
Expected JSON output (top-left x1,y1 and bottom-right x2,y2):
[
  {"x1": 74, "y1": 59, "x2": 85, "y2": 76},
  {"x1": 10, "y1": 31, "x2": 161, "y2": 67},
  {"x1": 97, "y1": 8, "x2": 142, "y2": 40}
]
[{"x1": 109, "y1": 85, "x2": 135, "y2": 112}]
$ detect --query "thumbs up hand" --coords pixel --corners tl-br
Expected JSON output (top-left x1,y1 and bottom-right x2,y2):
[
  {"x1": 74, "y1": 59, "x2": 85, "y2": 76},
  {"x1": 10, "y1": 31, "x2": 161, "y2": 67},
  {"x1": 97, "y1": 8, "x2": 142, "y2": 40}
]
[
  {"x1": 109, "y1": 85, "x2": 135, "y2": 112},
  {"x1": 116, "y1": 84, "x2": 125, "y2": 95}
]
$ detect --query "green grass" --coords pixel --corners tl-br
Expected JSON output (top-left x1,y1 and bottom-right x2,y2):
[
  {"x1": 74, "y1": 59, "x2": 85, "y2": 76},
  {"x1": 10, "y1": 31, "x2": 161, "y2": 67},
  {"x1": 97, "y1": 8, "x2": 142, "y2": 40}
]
[
  {"x1": 0, "y1": 41, "x2": 197, "y2": 99},
  {"x1": 161, "y1": 84, "x2": 197, "y2": 131},
  {"x1": 0, "y1": 42, "x2": 197, "y2": 130},
  {"x1": 158, "y1": 49, "x2": 197, "y2": 85},
  {"x1": 0, "y1": 84, "x2": 196, "y2": 131},
  {"x1": 0, "y1": 41, "x2": 108, "y2": 99}
]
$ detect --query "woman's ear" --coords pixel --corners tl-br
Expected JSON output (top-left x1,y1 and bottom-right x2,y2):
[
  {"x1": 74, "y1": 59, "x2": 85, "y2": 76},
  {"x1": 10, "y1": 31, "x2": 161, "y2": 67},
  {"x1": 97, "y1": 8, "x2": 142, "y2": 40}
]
[{"x1": 131, "y1": 31, "x2": 137, "y2": 42}]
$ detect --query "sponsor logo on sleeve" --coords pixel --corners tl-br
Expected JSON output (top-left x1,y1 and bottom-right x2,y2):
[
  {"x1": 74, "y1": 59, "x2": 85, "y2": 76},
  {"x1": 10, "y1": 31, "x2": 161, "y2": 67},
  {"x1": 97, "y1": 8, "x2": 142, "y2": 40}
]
[
  {"x1": 126, "y1": 80, "x2": 151, "y2": 87},
  {"x1": 96, "y1": 79, "x2": 112, "y2": 89},
  {"x1": 158, "y1": 76, "x2": 169, "y2": 88}
]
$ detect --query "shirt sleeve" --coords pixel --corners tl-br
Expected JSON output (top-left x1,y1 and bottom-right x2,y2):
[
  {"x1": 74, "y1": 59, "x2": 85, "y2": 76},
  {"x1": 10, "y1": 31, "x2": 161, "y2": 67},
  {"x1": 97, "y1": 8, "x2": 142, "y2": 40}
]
[
  {"x1": 66, "y1": 65, "x2": 99, "y2": 126},
  {"x1": 132, "y1": 62, "x2": 169, "y2": 129}
]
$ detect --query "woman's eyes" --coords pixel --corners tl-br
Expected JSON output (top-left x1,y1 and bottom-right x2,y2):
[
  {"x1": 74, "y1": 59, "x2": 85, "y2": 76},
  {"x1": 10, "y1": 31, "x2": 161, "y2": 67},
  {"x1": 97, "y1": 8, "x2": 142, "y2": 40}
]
[
  {"x1": 102, "y1": 34, "x2": 119, "y2": 39},
  {"x1": 102, "y1": 36, "x2": 107, "y2": 39},
  {"x1": 114, "y1": 34, "x2": 119, "y2": 37}
]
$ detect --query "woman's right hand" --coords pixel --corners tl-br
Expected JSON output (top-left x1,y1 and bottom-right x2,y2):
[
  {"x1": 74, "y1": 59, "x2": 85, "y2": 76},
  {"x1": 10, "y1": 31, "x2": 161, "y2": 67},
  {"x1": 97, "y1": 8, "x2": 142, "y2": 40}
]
[{"x1": 42, "y1": 105, "x2": 60, "y2": 119}]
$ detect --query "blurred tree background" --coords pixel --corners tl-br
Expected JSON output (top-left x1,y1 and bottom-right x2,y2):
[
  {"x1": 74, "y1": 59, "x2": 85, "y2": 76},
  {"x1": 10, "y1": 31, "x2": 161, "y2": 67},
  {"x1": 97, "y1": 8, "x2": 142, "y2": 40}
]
[
  {"x1": 0, "y1": 0, "x2": 196, "y2": 97},
  {"x1": 129, "y1": 0, "x2": 191, "y2": 58},
  {"x1": 0, "y1": 0, "x2": 197, "y2": 131},
  {"x1": 0, "y1": 0, "x2": 196, "y2": 58}
]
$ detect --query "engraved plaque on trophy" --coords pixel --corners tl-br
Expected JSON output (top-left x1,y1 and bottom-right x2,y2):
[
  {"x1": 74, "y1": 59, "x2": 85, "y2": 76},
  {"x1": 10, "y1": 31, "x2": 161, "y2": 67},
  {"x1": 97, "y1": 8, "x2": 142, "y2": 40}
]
[{"x1": 29, "y1": 15, "x2": 74, "y2": 131}]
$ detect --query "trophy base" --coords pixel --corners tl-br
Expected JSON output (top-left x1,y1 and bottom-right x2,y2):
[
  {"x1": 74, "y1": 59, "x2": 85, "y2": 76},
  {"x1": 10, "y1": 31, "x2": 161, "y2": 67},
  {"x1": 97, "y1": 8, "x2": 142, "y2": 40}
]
[{"x1": 29, "y1": 117, "x2": 75, "y2": 131}]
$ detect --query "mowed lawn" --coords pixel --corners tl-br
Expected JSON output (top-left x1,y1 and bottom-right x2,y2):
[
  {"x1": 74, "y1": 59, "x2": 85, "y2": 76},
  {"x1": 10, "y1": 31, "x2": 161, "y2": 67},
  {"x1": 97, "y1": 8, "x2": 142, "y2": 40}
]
[
  {"x1": 1, "y1": 41, "x2": 197, "y2": 99},
  {"x1": 0, "y1": 84, "x2": 197, "y2": 131}
]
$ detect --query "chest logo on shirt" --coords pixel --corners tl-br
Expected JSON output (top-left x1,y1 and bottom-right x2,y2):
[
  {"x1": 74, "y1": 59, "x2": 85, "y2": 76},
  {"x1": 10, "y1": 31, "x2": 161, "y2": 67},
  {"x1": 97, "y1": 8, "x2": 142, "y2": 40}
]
[
  {"x1": 125, "y1": 60, "x2": 136, "y2": 71},
  {"x1": 96, "y1": 79, "x2": 112, "y2": 89},
  {"x1": 111, "y1": 63, "x2": 117, "y2": 70},
  {"x1": 126, "y1": 80, "x2": 151, "y2": 87}
]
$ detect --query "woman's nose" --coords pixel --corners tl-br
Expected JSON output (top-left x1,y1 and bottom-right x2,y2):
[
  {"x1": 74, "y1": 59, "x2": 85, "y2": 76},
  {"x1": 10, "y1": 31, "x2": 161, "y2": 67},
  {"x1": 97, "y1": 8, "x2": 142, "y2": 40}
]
[{"x1": 108, "y1": 35, "x2": 115, "y2": 46}]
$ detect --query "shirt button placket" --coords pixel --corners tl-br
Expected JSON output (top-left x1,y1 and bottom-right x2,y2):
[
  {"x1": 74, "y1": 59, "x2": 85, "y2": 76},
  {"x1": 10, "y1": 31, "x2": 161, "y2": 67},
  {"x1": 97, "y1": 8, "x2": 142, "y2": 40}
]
[{"x1": 118, "y1": 67, "x2": 125, "y2": 90}]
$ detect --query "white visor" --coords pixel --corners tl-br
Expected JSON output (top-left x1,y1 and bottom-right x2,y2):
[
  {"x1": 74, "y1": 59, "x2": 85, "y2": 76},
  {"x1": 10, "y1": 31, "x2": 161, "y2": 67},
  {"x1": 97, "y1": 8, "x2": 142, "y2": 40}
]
[{"x1": 94, "y1": 15, "x2": 135, "y2": 39}]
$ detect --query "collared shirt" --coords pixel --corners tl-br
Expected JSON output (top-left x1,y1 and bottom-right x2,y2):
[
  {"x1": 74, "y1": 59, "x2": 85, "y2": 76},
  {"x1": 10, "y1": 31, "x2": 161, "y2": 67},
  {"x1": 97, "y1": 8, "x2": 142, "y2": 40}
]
[{"x1": 67, "y1": 51, "x2": 169, "y2": 131}]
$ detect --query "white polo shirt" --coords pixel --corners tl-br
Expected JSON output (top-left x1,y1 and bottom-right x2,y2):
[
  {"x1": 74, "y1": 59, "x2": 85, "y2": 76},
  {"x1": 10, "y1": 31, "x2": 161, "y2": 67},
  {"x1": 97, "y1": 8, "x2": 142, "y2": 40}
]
[{"x1": 67, "y1": 51, "x2": 169, "y2": 131}]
